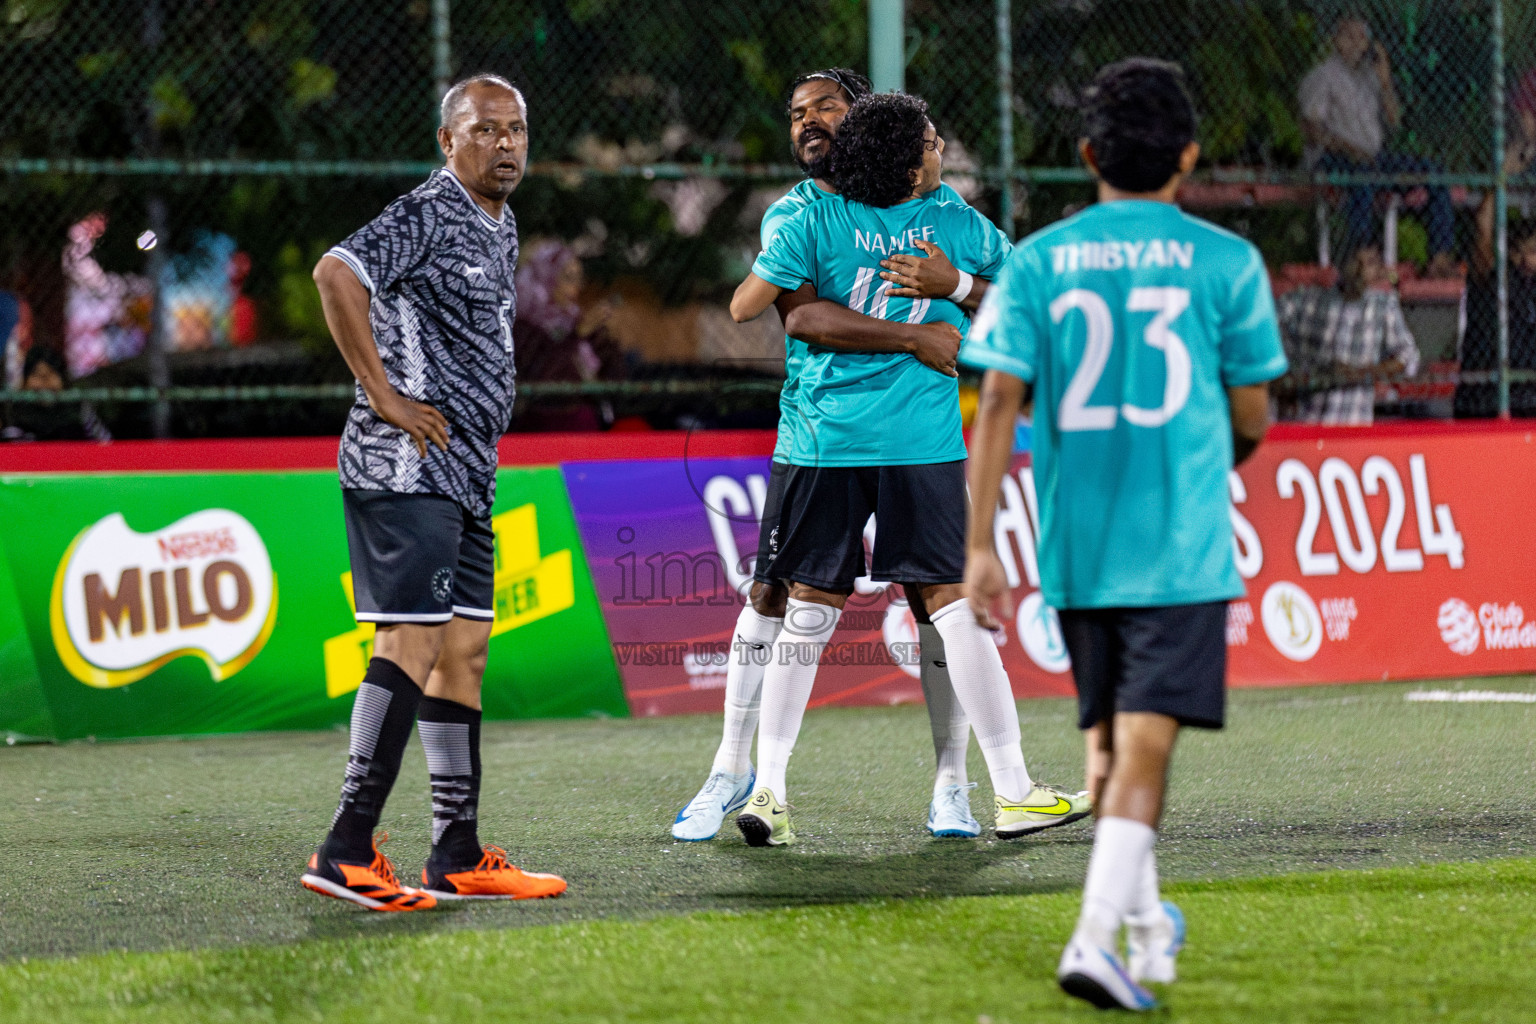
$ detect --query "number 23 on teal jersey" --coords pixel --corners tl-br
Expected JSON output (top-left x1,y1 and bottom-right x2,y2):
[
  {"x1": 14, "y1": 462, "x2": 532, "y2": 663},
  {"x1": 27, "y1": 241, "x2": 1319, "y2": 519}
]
[{"x1": 1051, "y1": 286, "x2": 1192, "y2": 431}]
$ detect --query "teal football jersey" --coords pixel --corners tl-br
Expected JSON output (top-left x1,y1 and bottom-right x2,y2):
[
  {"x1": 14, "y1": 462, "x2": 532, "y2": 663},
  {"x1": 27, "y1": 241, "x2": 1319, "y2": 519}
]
[
  {"x1": 755, "y1": 189, "x2": 1010, "y2": 467},
  {"x1": 760, "y1": 180, "x2": 967, "y2": 463},
  {"x1": 960, "y1": 200, "x2": 1287, "y2": 608}
]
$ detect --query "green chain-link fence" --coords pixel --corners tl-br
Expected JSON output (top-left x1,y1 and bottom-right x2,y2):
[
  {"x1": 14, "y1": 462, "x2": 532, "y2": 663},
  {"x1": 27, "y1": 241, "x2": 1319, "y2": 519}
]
[{"x1": 2, "y1": 0, "x2": 1532, "y2": 438}]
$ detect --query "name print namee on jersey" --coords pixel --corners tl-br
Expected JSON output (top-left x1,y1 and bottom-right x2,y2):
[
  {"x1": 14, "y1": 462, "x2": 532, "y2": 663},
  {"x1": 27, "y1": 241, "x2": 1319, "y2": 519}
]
[
  {"x1": 962, "y1": 199, "x2": 1287, "y2": 610},
  {"x1": 327, "y1": 168, "x2": 519, "y2": 518}
]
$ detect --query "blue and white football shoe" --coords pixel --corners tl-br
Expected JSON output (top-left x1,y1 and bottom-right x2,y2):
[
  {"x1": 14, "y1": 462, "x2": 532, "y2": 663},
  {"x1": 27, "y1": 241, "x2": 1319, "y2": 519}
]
[
  {"x1": 1058, "y1": 932, "x2": 1159, "y2": 1011},
  {"x1": 1127, "y1": 900, "x2": 1185, "y2": 984},
  {"x1": 671, "y1": 767, "x2": 755, "y2": 841},
  {"x1": 926, "y1": 782, "x2": 981, "y2": 837}
]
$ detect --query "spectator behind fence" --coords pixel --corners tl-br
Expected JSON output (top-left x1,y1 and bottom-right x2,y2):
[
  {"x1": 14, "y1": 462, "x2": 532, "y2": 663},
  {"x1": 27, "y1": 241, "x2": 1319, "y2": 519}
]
[
  {"x1": 1510, "y1": 67, "x2": 1536, "y2": 165},
  {"x1": 1277, "y1": 245, "x2": 1420, "y2": 425},
  {"x1": 1456, "y1": 184, "x2": 1536, "y2": 418},
  {"x1": 512, "y1": 239, "x2": 626, "y2": 431},
  {"x1": 1, "y1": 346, "x2": 111, "y2": 442},
  {"x1": 1299, "y1": 15, "x2": 1456, "y2": 277},
  {"x1": 1, "y1": 288, "x2": 32, "y2": 389},
  {"x1": 63, "y1": 212, "x2": 151, "y2": 378}
]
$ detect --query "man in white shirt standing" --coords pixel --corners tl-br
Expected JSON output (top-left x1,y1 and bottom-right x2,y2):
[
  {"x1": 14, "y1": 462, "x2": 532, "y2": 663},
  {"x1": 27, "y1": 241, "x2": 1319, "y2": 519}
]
[{"x1": 1299, "y1": 15, "x2": 1456, "y2": 276}]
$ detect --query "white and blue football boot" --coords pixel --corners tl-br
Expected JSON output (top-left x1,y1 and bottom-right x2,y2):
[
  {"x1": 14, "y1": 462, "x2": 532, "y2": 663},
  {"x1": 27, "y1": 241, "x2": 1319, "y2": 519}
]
[
  {"x1": 671, "y1": 767, "x2": 755, "y2": 841},
  {"x1": 926, "y1": 782, "x2": 981, "y2": 837},
  {"x1": 1058, "y1": 932, "x2": 1159, "y2": 1011},
  {"x1": 1127, "y1": 900, "x2": 1186, "y2": 984}
]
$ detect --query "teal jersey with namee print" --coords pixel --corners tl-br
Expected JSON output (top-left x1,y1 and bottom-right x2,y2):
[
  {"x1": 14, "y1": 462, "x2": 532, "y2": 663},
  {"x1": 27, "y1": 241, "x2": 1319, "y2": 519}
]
[
  {"x1": 755, "y1": 187, "x2": 1009, "y2": 467},
  {"x1": 960, "y1": 200, "x2": 1288, "y2": 609},
  {"x1": 759, "y1": 180, "x2": 967, "y2": 463}
]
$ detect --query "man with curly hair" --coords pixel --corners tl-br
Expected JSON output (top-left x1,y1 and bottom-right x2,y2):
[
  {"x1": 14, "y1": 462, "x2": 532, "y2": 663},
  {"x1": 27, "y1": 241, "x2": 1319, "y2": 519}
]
[
  {"x1": 727, "y1": 91, "x2": 1090, "y2": 847},
  {"x1": 672, "y1": 70, "x2": 1002, "y2": 844},
  {"x1": 962, "y1": 59, "x2": 1285, "y2": 1009}
]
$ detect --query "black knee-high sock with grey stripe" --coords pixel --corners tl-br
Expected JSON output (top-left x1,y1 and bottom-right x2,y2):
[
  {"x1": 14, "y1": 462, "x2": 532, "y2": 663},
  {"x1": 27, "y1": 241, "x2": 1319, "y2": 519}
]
[
  {"x1": 417, "y1": 696, "x2": 483, "y2": 866},
  {"x1": 327, "y1": 657, "x2": 422, "y2": 857}
]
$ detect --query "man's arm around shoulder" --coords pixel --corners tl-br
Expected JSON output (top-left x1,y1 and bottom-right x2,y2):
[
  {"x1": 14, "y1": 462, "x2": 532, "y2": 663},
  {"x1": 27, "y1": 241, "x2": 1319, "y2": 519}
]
[{"x1": 777, "y1": 285, "x2": 960, "y2": 377}]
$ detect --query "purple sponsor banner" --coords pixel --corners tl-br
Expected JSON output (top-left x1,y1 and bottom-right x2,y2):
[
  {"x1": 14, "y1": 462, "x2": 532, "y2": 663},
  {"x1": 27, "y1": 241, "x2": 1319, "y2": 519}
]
[{"x1": 561, "y1": 458, "x2": 926, "y2": 717}]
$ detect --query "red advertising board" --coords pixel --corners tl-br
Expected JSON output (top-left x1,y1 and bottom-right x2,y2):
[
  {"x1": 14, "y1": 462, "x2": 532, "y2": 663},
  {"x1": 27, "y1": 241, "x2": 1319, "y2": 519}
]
[
  {"x1": 563, "y1": 422, "x2": 1535, "y2": 717},
  {"x1": 1224, "y1": 422, "x2": 1536, "y2": 684},
  {"x1": 990, "y1": 421, "x2": 1536, "y2": 696}
]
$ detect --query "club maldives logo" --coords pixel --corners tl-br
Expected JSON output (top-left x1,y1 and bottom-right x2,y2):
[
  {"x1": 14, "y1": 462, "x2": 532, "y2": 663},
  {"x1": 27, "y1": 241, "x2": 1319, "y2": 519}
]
[
  {"x1": 1261, "y1": 581, "x2": 1323, "y2": 662},
  {"x1": 1437, "y1": 598, "x2": 1481, "y2": 655},
  {"x1": 1438, "y1": 598, "x2": 1536, "y2": 655},
  {"x1": 50, "y1": 510, "x2": 277, "y2": 688}
]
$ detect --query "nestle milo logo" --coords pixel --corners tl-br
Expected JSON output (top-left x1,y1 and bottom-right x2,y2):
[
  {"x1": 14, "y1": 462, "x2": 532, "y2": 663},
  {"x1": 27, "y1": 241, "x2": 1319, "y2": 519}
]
[{"x1": 50, "y1": 510, "x2": 278, "y2": 688}]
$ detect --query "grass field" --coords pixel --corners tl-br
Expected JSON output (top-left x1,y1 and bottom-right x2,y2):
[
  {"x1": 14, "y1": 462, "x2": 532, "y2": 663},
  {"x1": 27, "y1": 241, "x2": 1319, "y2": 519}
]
[{"x1": 2, "y1": 679, "x2": 1534, "y2": 1022}]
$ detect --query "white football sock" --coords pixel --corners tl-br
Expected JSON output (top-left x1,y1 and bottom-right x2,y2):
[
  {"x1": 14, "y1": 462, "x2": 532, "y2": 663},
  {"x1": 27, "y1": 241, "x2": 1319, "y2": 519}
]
[
  {"x1": 1126, "y1": 846, "x2": 1163, "y2": 925},
  {"x1": 754, "y1": 599, "x2": 841, "y2": 801},
  {"x1": 1077, "y1": 816, "x2": 1157, "y2": 948},
  {"x1": 709, "y1": 605, "x2": 783, "y2": 776},
  {"x1": 917, "y1": 621, "x2": 969, "y2": 792},
  {"x1": 930, "y1": 600, "x2": 1032, "y2": 803}
]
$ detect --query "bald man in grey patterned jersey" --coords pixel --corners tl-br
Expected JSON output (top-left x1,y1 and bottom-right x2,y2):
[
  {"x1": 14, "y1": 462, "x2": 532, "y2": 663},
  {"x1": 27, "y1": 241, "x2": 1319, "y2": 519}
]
[{"x1": 300, "y1": 74, "x2": 566, "y2": 911}]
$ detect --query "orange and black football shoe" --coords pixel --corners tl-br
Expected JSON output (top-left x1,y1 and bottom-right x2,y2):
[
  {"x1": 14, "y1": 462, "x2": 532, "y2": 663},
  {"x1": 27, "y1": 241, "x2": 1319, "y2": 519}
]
[
  {"x1": 301, "y1": 833, "x2": 437, "y2": 911},
  {"x1": 421, "y1": 844, "x2": 567, "y2": 900}
]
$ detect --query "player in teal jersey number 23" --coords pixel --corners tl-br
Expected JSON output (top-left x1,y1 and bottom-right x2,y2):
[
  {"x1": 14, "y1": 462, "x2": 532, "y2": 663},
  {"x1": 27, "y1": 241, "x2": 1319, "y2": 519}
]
[{"x1": 962, "y1": 60, "x2": 1286, "y2": 1010}]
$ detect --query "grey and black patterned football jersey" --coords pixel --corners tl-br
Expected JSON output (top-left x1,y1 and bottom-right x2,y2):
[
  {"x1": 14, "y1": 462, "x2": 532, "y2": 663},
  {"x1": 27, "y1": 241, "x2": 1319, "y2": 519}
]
[{"x1": 327, "y1": 168, "x2": 518, "y2": 518}]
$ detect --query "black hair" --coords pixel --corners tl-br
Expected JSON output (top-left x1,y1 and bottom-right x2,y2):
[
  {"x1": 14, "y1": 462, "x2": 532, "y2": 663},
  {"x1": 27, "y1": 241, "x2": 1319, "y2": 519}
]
[
  {"x1": 1081, "y1": 58, "x2": 1197, "y2": 193},
  {"x1": 785, "y1": 67, "x2": 872, "y2": 110},
  {"x1": 439, "y1": 73, "x2": 522, "y2": 130},
  {"x1": 829, "y1": 92, "x2": 931, "y2": 208}
]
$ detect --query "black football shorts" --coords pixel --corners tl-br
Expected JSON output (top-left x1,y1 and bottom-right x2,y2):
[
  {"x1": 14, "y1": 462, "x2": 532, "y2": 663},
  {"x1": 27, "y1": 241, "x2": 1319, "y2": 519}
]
[
  {"x1": 755, "y1": 461, "x2": 966, "y2": 591},
  {"x1": 1058, "y1": 601, "x2": 1228, "y2": 730},
  {"x1": 342, "y1": 488, "x2": 495, "y2": 624}
]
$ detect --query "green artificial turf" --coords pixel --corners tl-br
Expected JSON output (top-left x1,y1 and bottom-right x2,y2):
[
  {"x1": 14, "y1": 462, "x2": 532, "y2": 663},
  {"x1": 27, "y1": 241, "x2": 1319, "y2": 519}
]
[
  {"x1": 1, "y1": 678, "x2": 1533, "y2": 1021},
  {"x1": 2, "y1": 859, "x2": 1532, "y2": 1023}
]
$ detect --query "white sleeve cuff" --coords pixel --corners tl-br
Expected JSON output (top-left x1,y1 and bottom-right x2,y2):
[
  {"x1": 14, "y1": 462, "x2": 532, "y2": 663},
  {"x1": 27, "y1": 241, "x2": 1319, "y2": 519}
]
[{"x1": 326, "y1": 246, "x2": 375, "y2": 295}]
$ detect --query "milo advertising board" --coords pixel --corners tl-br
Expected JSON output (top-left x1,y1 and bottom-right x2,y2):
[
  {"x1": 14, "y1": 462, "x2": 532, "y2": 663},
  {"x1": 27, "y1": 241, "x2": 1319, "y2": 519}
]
[{"x1": 0, "y1": 469, "x2": 625, "y2": 742}]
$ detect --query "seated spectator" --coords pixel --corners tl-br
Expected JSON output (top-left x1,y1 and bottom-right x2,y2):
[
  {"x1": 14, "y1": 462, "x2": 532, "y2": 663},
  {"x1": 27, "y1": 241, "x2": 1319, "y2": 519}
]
[
  {"x1": 1, "y1": 346, "x2": 111, "y2": 442},
  {"x1": 1456, "y1": 186, "x2": 1536, "y2": 418},
  {"x1": 512, "y1": 240, "x2": 626, "y2": 432},
  {"x1": 1277, "y1": 245, "x2": 1421, "y2": 425},
  {"x1": 1299, "y1": 15, "x2": 1457, "y2": 277}
]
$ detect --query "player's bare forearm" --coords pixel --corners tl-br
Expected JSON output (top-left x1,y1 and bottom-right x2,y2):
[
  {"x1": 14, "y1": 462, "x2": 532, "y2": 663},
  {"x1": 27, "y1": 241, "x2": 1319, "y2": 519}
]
[
  {"x1": 1227, "y1": 383, "x2": 1269, "y2": 466},
  {"x1": 880, "y1": 240, "x2": 989, "y2": 312},
  {"x1": 314, "y1": 254, "x2": 448, "y2": 456},
  {"x1": 784, "y1": 300, "x2": 910, "y2": 353},
  {"x1": 730, "y1": 273, "x2": 783, "y2": 322},
  {"x1": 964, "y1": 369, "x2": 1026, "y2": 628},
  {"x1": 966, "y1": 369, "x2": 1027, "y2": 552},
  {"x1": 314, "y1": 255, "x2": 394, "y2": 402},
  {"x1": 783, "y1": 301, "x2": 960, "y2": 376}
]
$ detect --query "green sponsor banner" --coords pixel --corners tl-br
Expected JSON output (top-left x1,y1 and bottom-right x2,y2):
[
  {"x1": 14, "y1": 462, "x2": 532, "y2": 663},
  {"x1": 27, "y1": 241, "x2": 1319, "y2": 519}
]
[{"x1": 0, "y1": 469, "x2": 626, "y2": 742}]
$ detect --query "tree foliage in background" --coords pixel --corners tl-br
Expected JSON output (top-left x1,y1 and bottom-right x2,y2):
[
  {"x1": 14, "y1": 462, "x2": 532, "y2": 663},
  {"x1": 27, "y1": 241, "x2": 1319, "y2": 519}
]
[{"x1": 0, "y1": 0, "x2": 1508, "y2": 355}]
